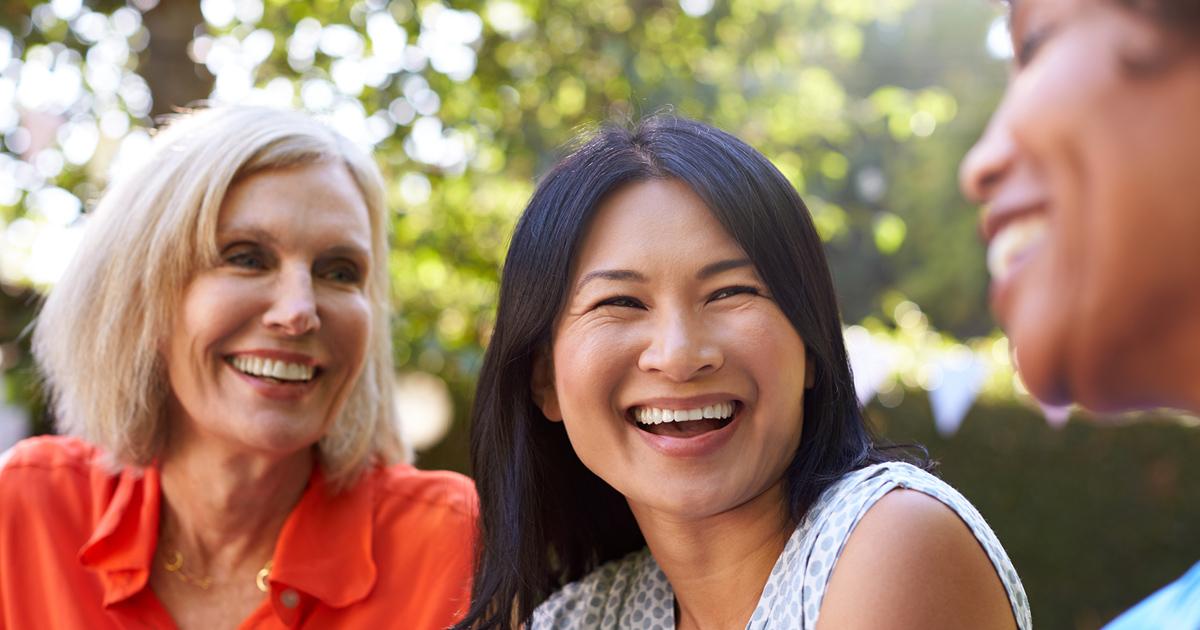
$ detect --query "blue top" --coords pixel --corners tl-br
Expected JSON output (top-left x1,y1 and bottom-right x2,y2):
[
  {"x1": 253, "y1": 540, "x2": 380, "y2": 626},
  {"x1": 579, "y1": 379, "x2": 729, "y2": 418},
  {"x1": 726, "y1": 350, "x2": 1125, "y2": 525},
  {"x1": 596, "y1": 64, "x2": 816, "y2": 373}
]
[{"x1": 1104, "y1": 560, "x2": 1200, "y2": 630}]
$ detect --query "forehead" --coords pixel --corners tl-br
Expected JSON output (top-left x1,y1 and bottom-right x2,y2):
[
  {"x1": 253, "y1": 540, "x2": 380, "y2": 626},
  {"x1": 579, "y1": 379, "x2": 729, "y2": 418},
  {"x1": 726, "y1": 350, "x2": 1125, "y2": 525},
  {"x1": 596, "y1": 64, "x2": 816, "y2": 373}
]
[
  {"x1": 218, "y1": 162, "x2": 372, "y2": 239},
  {"x1": 574, "y1": 178, "x2": 746, "y2": 268},
  {"x1": 1009, "y1": 0, "x2": 1087, "y2": 23}
]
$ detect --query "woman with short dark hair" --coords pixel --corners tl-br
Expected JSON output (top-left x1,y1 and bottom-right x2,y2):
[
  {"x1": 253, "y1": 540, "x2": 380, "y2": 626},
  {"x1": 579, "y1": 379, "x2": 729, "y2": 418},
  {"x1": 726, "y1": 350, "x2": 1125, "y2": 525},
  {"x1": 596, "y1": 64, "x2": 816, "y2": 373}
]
[
  {"x1": 461, "y1": 115, "x2": 1029, "y2": 629},
  {"x1": 961, "y1": 0, "x2": 1200, "y2": 627}
]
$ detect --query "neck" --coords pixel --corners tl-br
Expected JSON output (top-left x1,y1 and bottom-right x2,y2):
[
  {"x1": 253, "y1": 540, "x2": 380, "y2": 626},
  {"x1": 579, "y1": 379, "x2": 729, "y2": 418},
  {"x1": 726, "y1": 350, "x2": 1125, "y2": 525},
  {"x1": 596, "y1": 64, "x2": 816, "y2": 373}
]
[
  {"x1": 630, "y1": 482, "x2": 793, "y2": 630},
  {"x1": 157, "y1": 422, "x2": 314, "y2": 577}
]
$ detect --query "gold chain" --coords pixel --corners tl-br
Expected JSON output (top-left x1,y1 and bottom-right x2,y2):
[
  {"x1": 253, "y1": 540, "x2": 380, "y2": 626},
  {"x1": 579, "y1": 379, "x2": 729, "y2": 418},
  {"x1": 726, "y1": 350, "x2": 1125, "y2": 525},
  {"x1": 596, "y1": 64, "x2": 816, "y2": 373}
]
[{"x1": 162, "y1": 550, "x2": 273, "y2": 593}]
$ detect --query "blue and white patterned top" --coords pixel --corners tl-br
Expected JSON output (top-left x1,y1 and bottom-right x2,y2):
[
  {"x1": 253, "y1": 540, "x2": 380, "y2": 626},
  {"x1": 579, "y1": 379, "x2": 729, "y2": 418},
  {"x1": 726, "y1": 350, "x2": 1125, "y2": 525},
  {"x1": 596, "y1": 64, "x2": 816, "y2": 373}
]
[{"x1": 531, "y1": 462, "x2": 1032, "y2": 629}]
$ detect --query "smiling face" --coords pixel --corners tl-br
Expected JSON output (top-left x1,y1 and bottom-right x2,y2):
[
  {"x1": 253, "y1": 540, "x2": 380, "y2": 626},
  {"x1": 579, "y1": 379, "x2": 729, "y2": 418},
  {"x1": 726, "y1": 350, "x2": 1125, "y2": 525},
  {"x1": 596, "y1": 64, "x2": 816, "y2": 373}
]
[
  {"x1": 162, "y1": 161, "x2": 373, "y2": 456},
  {"x1": 535, "y1": 178, "x2": 812, "y2": 521},
  {"x1": 960, "y1": 0, "x2": 1200, "y2": 411}
]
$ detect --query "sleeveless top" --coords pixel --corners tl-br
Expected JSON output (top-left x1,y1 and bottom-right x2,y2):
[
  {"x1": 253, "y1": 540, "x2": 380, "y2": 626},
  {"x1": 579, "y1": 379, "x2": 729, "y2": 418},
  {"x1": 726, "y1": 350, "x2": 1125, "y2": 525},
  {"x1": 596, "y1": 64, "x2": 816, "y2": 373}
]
[{"x1": 531, "y1": 462, "x2": 1032, "y2": 629}]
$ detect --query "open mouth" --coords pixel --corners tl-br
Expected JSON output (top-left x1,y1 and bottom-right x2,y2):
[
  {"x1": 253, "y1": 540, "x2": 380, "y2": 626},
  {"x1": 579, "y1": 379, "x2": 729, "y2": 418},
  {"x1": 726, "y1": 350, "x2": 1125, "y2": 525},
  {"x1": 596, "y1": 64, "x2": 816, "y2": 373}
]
[
  {"x1": 227, "y1": 355, "x2": 320, "y2": 385},
  {"x1": 987, "y1": 213, "x2": 1047, "y2": 284},
  {"x1": 629, "y1": 401, "x2": 739, "y2": 438}
]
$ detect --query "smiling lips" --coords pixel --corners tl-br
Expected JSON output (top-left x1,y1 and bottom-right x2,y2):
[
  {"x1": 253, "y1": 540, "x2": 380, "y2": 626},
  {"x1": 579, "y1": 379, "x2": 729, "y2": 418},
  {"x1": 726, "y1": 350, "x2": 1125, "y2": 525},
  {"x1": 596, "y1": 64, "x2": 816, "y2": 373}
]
[
  {"x1": 631, "y1": 401, "x2": 737, "y2": 438},
  {"x1": 229, "y1": 355, "x2": 317, "y2": 383},
  {"x1": 987, "y1": 213, "x2": 1049, "y2": 283}
]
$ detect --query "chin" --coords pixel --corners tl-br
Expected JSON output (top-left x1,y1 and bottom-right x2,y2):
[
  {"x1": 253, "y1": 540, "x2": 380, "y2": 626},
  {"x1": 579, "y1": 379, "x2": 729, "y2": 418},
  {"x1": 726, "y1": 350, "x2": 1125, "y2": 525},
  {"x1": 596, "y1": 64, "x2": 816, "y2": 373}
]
[
  {"x1": 1009, "y1": 325, "x2": 1071, "y2": 408},
  {"x1": 628, "y1": 485, "x2": 715, "y2": 518},
  {"x1": 645, "y1": 483, "x2": 758, "y2": 520},
  {"x1": 1017, "y1": 330, "x2": 1152, "y2": 415},
  {"x1": 1019, "y1": 368, "x2": 1074, "y2": 409},
  {"x1": 235, "y1": 420, "x2": 326, "y2": 455},
  {"x1": 1067, "y1": 366, "x2": 1165, "y2": 415}
]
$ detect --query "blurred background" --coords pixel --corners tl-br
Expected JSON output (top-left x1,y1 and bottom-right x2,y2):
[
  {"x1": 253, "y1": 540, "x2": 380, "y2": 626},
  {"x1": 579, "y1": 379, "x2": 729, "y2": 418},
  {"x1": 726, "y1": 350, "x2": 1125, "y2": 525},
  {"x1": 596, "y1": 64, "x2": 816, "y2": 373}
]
[{"x1": 0, "y1": 0, "x2": 1196, "y2": 627}]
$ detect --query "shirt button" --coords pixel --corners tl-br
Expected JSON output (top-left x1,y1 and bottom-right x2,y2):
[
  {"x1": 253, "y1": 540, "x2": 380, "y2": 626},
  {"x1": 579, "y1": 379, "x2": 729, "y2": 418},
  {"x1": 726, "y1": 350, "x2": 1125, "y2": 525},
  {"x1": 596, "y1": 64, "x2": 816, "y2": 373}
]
[{"x1": 280, "y1": 589, "x2": 301, "y2": 609}]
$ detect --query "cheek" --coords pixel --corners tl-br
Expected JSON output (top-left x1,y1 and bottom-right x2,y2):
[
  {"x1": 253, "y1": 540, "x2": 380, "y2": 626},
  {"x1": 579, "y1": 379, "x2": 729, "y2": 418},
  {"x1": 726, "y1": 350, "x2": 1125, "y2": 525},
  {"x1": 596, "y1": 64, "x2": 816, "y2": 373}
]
[
  {"x1": 725, "y1": 310, "x2": 807, "y2": 377},
  {"x1": 552, "y1": 322, "x2": 641, "y2": 418},
  {"x1": 1007, "y1": 27, "x2": 1121, "y2": 158},
  {"x1": 727, "y1": 310, "x2": 810, "y2": 431},
  {"x1": 329, "y1": 294, "x2": 372, "y2": 369},
  {"x1": 171, "y1": 279, "x2": 243, "y2": 370},
  {"x1": 162, "y1": 280, "x2": 249, "y2": 420},
  {"x1": 549, "y1": 336, "x2": 615, "y2": 472}
]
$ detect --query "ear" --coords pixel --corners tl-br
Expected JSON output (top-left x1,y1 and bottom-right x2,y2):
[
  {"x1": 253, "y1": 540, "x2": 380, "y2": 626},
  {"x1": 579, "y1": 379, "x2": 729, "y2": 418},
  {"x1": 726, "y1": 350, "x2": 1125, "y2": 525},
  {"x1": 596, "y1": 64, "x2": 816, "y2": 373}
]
[
  {"x1": 531, "y1": 351, "x2": 563, "y2": 422},
  {"x1": 804, "y1": 353, "x2": 816, "y2": 389}
]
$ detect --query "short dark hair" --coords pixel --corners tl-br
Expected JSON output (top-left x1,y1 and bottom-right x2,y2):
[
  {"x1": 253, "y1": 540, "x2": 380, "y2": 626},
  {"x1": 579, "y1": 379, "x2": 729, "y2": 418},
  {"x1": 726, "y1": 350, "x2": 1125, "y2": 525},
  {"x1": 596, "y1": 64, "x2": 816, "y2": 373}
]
[
  {"x1": 457, "y1": 115, "x2": 923, "y2": 628},
  {"x1": 1006, "y1": 0, "x2": 1200, "y2": 35},
  {"x1": 1115, "y1": 0, "x2": 1200, "y2": 33}
]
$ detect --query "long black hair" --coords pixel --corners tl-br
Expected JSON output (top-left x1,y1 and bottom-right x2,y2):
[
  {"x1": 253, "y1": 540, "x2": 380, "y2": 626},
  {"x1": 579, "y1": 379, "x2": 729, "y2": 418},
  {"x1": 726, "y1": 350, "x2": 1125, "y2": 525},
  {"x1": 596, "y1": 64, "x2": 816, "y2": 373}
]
[{"x1": 458, "y1": 115, "x2": 921, "y2": 628}]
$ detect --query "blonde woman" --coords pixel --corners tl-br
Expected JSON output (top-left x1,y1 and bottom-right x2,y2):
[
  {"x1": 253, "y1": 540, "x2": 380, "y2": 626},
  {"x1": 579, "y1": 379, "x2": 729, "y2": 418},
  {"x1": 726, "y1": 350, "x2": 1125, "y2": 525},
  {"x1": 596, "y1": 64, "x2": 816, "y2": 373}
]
[{"x1": 0, "y1": 107, "x2": 476, "y2": 629}]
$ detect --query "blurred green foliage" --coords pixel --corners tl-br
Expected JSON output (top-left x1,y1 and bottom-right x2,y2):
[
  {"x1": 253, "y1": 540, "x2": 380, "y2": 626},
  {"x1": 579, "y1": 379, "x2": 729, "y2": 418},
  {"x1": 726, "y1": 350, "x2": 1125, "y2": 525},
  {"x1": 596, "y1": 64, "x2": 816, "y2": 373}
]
[
  {"x1": 0, "y1": 0, "x2": 1008, "y2": 423},
  {"x1": 228, "y1": 0, "x2": 1009, "y2": 396}
]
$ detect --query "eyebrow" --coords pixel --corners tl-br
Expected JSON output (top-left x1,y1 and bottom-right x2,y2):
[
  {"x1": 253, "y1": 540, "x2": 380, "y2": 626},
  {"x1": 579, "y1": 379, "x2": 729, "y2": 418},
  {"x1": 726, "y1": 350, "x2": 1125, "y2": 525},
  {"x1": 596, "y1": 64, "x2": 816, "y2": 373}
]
[
  {"x1": 1007, "y1": 0, "x2": 1022, "y2": 31},
  {"x1": 322, "y1": 244, "x2": 371, "y2": 262},
  {"x1": 574, "y1": 258, "x2": 754, "y2": 291},
  {"x1": 576, "y1": 269, "x2": 646, "y2": 290},
  {"x1": 697, "y1": 258, "x2": 753, "y2": 279},
  {"x1": 218, "y1": 226, "x2": 279, "y2": 247}
]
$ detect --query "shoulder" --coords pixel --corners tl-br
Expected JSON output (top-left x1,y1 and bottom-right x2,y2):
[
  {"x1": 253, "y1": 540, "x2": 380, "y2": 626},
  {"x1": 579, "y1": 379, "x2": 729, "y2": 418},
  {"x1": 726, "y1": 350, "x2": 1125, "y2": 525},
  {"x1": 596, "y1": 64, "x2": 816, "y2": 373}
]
[
  {"x1": 0, "y1": 435, "x2": 111, "y2": 494},
  {"x1": 1, "y1": 434, "x2": 105, "y2": 472},
  {"x1": 820, "y1": 461, "x2": 945, "y2": 501},
  {"x1": 533, "y1": 549, "x2": 666, "y2": 628},
  {"x1": 360, "y1": 464, "x2": 477, "y2": 554},
  {"x1": 812, "y1": 463, "x2": 1026, "y2": 629},
  {"x1": 805, "y1": 462, "x2": 996, "y2": 543},
  {"x1": 0, "y1": 436, "x2": 115, "y2": 533},
  {"x1": 368, "y1": 463, "x2": 477, "y2": 520}
]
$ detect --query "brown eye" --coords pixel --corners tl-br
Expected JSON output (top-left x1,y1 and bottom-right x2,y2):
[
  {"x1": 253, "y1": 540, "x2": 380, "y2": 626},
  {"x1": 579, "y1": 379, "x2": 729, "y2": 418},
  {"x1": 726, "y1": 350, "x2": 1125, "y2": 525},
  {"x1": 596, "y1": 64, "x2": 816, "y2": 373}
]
[
  {"x1": 595, "y1": 296, "x2": 645, "y2": 310},
  {"x1": 708, "y1": 286, "x2": 760, "y2": 302},
  {"x1": 320, "y1": 261, "x2": 362, "y2": 284},
  {"x1": 224, "y1": 245, "x2": 269, "y2": 270},
  {"x1": 1016, "y1": 24, "x2": 1055, "y2": 67}
]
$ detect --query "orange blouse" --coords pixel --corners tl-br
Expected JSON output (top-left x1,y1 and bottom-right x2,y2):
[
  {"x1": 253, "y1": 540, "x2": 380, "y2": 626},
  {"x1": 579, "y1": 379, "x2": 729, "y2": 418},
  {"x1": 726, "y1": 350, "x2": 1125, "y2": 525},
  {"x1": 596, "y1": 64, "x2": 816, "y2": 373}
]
[{"x1": 0, "y1": 436, "x2": 477, "y2": 629}]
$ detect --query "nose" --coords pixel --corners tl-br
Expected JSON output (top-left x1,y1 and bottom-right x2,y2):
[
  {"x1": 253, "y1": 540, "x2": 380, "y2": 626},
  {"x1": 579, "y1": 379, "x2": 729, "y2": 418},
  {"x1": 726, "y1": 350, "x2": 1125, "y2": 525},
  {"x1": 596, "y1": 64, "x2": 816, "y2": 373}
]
[
  {"x1": 263, "y1": 266, "x2": 320, "y2": 336},
  {"x1": 960, "y1": 105, "x2": 1017, "y2": 204},
  {"x1": 637, "y1": 310, "x2": 723, "y2": 382}
]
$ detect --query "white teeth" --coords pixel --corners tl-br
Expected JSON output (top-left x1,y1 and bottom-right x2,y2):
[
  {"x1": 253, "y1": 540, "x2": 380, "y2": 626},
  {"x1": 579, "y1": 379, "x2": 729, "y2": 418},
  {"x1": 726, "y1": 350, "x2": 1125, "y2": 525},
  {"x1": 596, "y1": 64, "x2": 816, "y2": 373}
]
[
  {"x1": 633, "y1": 402, "x2": 735, "y2": 425},
  {"x1": 987, "y1": 215, "x2": 1048, "y2": 282},
  {"x1": 230, "y1": 356, "x2": 315, "y2": 382}
]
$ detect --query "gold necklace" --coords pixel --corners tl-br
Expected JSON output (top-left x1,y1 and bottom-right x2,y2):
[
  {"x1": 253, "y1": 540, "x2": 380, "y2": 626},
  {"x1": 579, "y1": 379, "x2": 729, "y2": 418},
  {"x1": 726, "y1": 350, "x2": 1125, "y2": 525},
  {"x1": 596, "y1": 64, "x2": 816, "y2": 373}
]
[{"x1": 162, "y1": 550, "x2": 273, "y2": 593}]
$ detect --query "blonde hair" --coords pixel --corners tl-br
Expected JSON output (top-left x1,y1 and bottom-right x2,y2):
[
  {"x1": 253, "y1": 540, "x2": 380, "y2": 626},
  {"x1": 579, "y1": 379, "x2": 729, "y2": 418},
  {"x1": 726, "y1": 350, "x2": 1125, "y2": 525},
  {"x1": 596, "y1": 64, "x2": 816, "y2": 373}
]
[{"x1": 32, "y1": 106, "x2": 407, "y2": 488}]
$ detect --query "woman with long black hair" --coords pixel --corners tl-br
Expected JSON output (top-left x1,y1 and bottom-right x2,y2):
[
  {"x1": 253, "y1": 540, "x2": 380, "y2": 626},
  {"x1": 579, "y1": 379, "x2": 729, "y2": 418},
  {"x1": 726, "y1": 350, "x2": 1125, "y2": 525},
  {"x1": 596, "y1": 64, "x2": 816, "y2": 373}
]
[{"x1": 460, "y1": 115, "x2": 1028, "y2": 629}]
